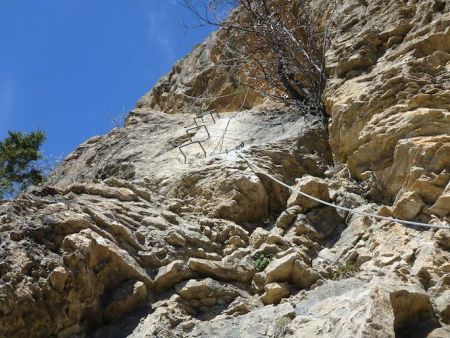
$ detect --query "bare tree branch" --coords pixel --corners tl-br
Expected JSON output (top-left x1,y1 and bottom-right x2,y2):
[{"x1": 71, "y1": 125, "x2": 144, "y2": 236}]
[{"x1": 180, "y1": 0, "x2": 334, "y2": 124}]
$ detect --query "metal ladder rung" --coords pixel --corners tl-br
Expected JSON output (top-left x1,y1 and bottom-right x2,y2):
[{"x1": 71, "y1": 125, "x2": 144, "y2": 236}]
[
  {"x1": 185, "y1": 124, "x2": 211, "y2": 141},
  {"x1": 194, "y1": 112, "x2": 216, "y2": 126},
  {"x1": 178, "y1": 141, "x2": 207, "y2": 163}
]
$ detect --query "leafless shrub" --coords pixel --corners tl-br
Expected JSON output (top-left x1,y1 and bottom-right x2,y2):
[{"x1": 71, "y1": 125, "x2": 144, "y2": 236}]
[
  {"x1": 107, "y1": 106, "x2": 128, "y2": 128},
  {"x1": 180, "y1": 0, "x2": 335, "y2": 124},
  {"x1": 39, "y1": 155, "x2": 64, "y2": 176}
]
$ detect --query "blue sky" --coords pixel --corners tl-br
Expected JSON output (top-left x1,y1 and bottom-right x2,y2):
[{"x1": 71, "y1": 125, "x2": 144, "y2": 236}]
[{"x1": 0, "y1": 0, "x2": 214, "y2": 159}]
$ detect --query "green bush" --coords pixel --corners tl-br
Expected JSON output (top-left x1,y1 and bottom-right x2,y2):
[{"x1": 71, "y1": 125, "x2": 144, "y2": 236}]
[
  {"x1": 254, "y1": 254, "x2": 272, "y2": 271},
  {"x1": 0, "y1": 130, "x2": 46, "y2": 199}
]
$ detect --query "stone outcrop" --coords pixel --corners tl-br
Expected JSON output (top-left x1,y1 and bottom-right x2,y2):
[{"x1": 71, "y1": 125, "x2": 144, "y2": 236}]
[
  {"x1": 136, "y1": 31, "x2": 263, "y2": 114},
  {"x1": 325, "y1": 0, "x2": 450, "y2": 219},
  {"x1": 260, "y1": 282, "x2": 291, "y2": 305},
  {"x1": 286, "y1": 175, "x2": 330, "y2": 210},
  {"x1": 1, "y1": 0, "x2": 449, "y2": 337},
  {"x1": 154, "y1": 260, "x2": 193, "y2": 292}
]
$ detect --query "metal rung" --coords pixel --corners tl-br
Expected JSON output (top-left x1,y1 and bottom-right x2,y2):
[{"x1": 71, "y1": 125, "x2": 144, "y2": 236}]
[
  {"x1": 194, "y1": 112, "x2": 216, "y2": 126},
  {"x1": 185, "y1": 125, "x2": 211, "y2": 141},
  {"x1": 178, "y1": 141, "x2": 207, "y2": 164}
]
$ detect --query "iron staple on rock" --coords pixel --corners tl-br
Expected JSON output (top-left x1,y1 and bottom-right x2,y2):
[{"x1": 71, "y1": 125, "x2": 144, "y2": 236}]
[
  {"x1": 178, "y1": 109, "x2": 216, "y2": 163},
  {"x1": 194, "y1": 111, "x2": 216, "y2": 126},
  {"x1": 185, "y1": 125, "x2": 211, "y2": 142},
  {"x1": 178, "y1": 89, "x2": 248, "y2": 163},
  {"x1": 179, "y1": 141, "x2": 207, "y2": 164}
]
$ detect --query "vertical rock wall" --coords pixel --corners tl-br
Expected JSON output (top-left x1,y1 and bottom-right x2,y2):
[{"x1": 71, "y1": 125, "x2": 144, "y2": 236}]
[{"x1": 325, "y1": 0, "x2": 450, "y2": 218}]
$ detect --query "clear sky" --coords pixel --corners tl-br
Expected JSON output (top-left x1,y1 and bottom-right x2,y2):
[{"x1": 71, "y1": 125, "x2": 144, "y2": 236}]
[{"x1": 0, "y1": 0, "x2": 214, "y2": 159}]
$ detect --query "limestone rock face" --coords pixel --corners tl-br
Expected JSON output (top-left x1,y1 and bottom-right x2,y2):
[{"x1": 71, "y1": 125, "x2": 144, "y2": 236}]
[
  {"x1": 325, "y1": 0, "x2": 450, "y2": 218},
  {"x1": 1, "y1": 0, "x2": 450, "y2": 337},
  {"x1": 137, "y1": 34, "x2": 263, "y2": 114}
]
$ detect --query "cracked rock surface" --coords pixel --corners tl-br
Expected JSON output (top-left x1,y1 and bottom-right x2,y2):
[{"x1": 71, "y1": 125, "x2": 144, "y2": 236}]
[{"x1": 1, "y1": 0, "x2": 449, "y2": 337}]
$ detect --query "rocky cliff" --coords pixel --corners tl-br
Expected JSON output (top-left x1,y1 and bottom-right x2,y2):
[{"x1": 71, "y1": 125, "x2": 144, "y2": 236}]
[{"x1": 1, "y1": 1, "x2": 449, "y2": 337}]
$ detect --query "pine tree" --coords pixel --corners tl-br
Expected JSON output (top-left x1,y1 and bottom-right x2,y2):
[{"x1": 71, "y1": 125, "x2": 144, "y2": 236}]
[{"x1": 0, "y1": 130, "x2": 46, "y2": 199}]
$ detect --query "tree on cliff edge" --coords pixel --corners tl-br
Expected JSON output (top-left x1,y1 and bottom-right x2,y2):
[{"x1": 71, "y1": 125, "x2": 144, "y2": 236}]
[
  {"x1": 0, "y1": 130, "x2": 46, "y2": 199},
  {"x1": 180, "y1": 0, "x2": 334, "y2": 124}
]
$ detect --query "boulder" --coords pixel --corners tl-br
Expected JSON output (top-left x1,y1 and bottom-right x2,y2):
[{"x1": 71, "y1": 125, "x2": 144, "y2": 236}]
[
  {"x1": 2, "y1": 0, "x2": 450, "y2": 336},
  {"x1": 249, "y1": 228, "x2": 270, "y2": 249},
  {"x1": 429, "y1": 188, "x2": 450, "y2": 218},
  {"x1": 260, "y1": 283, "x2": 290, "y2": 305},
  {"x1": 292, "y1": 207, "x2": 340, "y2": 240},
  {"x1": 291, "y1": 260, "x2": 320, "y2": 288},
  {"x1": 166, "y1": 231, "x2": 186, "y2": 247},
  {"x1": 265, "y1": 234, "x2": 289, "y2": 248},
  {"x1": 48, "y1": 267, "x2": 69, "y2": 292},
  {"x1": 287, "y1": 176, "x2": 330, "y2": 210},
  {"x1": 154, "y1": 260, "x2": 194, "y2": 292},
  {"x1": 226, "y1": 235, "x2": 247, "y2": 248},
  {"x1": 391, "y1": 192, "x2": 424, "y2": 220},
  {"x1": 187, "y1": 258, "x2": 254, "y2": 283},
  {"x1": 253, "y1": 252, "x2": 320, "y2": 291},
  {"x1": 275, "y1": 206, "x2": 302, "y2": 229},
  {"x1": 175, "y1": 278, "x2": 244, "y2": 307},
  {"x1": 264, "y1": 253, "x2": 299, "y2": 284}
]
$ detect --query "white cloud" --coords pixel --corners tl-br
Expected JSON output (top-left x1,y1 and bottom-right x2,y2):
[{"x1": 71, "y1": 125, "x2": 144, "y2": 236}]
[{"x1": 146, "y1": 5, "x2": 176, "y2": 61}]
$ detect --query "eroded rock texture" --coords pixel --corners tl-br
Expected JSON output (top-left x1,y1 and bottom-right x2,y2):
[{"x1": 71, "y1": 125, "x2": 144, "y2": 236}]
[
  {"x1": 1, "y1": 0, "x2": 449, "y2": 337},
  {"x1": 136, "y1": 33, "x2": 263, "y2": 114},
  {"x1": 326, "y1": 0, "x2": 450, "y2": 219}
]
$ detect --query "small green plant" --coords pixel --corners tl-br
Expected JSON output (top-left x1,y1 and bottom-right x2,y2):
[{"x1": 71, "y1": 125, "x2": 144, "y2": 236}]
[
  {"x1": 332, "y1": 258, "x2": 360, "y2": 280},
  {"x1": 254, "y1": 254, "x2": 272, "y2": 271},
  {"x1": 276, "y1": 317, "x2": 291, "y2": 328},
  {"x1": 274, "y1": 316, "x2": 293, "y2": 337}
]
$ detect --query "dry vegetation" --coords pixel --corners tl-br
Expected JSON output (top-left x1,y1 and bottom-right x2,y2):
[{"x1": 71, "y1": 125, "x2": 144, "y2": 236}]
[{"x1": 181, "y1": 0, "x2": 334, "y2": 124}]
